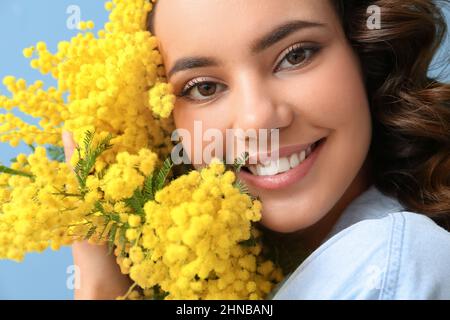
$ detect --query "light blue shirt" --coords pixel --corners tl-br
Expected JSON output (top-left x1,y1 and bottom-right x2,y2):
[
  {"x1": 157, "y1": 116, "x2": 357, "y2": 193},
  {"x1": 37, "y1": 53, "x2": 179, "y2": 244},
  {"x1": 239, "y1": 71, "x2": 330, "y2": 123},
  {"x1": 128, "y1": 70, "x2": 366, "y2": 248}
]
[{"x1": 270, "y1": 185, "x2": 450, "y2": 300}]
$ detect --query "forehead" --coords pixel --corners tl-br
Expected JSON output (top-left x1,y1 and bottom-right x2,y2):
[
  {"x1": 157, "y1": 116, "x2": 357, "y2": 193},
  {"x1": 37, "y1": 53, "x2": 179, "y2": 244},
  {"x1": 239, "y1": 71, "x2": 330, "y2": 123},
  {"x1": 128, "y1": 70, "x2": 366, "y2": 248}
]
[{"x1": 153, "y1": 0, "x2": 338, "y2": 66}]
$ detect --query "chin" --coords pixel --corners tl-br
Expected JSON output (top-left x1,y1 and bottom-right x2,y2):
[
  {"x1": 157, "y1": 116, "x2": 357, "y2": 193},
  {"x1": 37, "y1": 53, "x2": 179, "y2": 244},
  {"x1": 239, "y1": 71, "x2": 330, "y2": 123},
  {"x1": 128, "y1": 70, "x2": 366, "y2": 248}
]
[{"x1": 259, "y1": 209, "x2": 320, "y2": 234}]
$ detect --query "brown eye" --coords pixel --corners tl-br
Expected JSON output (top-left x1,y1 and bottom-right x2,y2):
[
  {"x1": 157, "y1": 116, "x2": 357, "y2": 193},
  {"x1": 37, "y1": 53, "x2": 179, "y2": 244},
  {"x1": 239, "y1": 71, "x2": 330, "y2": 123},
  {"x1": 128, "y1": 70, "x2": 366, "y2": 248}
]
[
  {"x1": 197, "y1": 82, "x2": 217, "y2": 96},
  {"x1": 179, "y1": 79, "x2": 227, "y2": 102},
  {"x1": 275, "y1": 44, "x2": 321, "y2": 72},
  {"x1": 286, "y1": 49, "x2": 307, "y2": 65}
]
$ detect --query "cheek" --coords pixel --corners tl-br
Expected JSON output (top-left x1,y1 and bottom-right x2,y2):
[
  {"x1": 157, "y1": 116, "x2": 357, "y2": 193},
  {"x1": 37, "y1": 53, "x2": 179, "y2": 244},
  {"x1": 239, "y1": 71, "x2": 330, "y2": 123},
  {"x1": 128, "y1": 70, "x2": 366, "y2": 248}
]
[
  {"x1": 173, "y1": 106, "x2": 195, "y2": 162},
  {"x1": 258, "y1": 46, "x2": 372, "y2": 232},
  {"x1": 173, "y1": 103, "x2": 189, "y2": 133},
  {"x1": 173, "y1": 104, "x2": 230, "y2": 165},
  {"x1": 282, "y1": 45, "x2": 370, "y2": 131}
]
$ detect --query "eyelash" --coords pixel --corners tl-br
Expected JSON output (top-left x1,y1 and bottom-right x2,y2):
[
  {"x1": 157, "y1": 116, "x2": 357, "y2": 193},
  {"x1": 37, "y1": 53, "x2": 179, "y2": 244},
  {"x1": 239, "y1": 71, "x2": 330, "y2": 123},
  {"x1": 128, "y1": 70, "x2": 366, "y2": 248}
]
[
  {"x1": 177, "y1": 42, "x2": 322, "y2": 101},
  {"x1": 274, "y1": 43, "x2": 321, "y2": 72},
  {"x1": 178, "y1": 78, "x2": 210, "y2": 99}
]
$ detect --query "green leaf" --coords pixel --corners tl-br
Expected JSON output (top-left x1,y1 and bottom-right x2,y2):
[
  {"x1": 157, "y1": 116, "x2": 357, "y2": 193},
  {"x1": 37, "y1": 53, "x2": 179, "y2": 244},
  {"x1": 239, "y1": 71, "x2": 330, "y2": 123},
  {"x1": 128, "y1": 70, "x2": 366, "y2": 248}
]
[
  {"x1": 109, "y1": 213, "x2": 120, "y2": 223},
  {"x1": 84, "y1": 225, "x2": 97, "y2": 240},
  {"x1": 98, "y1": 219, "x2": 111, "y2": 240},
  {"x1": 74, "y1": 130, "x2": 112, "y2": 196},
  {"x1": 152, "y1": 157, "x2": 173, "y2": 192},
  {"x1": 0, "y1": 165, "x2": 34, "y2": 179},
  {"x1": 96, "y1": 165, "x2": 109, "y2": 180},
  {"x1": 82, "y1": 130, "x2": 95, "y2": 154},
  {"x1": 47, "y1": 145, "x2": 66, "y2": 162},
  {"x1": 118, "y1": 227, "x2": 127, "y2": 257},
  {"x1": 92, "y1": 201, "x2": 120, "y2": 225},
  {"x1": 27, "y1": 144, "x2": 36, "y2": 152},
  {"x1": 238, "y1": 234, "x2": 257, "y2": 247},
  {"x1": 233, "y1": 151, "x2": 249, "y2": 173},
  {"x1": 233, "y1": 179, "x2": 249, "y2": 195},
  {"x1": 152, "y1": 285, "x2": 169, "y2": 300},
  {"x1": 108, "y1": 223, "x2": 118, "y2": 255},
  {"x1": 50, "y1": 191, "x2": 82, "y2": 199},
  {"x1": 52, "y1": 184, "x2": 83, "y2": 199},
  {"x1": 90, "y1": 133, "x2": 112, "y2": 160},
  {"x1": 94, "y1": 201, "x2": 106, "y2": 214},
  {"x1": 124, "y1": 188, "x2": 146, "y2": 215},
  {"x1": 143, "y1": 174, "x2": 154, "y2": 201}
]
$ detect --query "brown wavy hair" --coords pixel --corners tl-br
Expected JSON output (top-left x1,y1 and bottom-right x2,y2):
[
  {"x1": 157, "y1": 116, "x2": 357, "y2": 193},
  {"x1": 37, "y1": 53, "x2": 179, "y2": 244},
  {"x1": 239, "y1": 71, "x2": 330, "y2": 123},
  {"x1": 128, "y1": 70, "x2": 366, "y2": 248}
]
[
  {"x1": 147, "y1": 0, "x2": 450, "y2": 271},
  {"x1": 333, "y1": 0, "x2": 450, "y2": 230}
]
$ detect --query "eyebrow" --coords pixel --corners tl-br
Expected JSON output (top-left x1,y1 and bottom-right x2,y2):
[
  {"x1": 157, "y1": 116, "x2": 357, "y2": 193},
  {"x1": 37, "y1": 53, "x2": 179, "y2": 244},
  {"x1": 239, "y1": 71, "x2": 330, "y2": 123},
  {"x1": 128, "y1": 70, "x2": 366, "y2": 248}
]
[{"x1": 167, "y1": 19, "x2": 325, "y2": 78}]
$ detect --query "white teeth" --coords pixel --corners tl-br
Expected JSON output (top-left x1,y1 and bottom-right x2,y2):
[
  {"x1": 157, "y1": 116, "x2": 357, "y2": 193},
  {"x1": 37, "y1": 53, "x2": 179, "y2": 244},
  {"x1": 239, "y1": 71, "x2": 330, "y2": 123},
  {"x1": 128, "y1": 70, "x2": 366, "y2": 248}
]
[
  {"x1": 256, "y1": 165, "x2": 264, "y2": 176},
  {"x1": 289, "y1": 153, "x2": 300, "y2": 168},
  {"x1": 277, "y1": 158, "x2": 291, "y2": 173},
  {"x1": 246, "y1": 143, "x2": 317, "y2": 176},
  {"x1": 299, "y1": 150, "x2": 306, "y2": 162},
  {"x1": 259, "y1": 157, "x2": 271, "y2": 166},
  {"x1": 305, "y1": 146, "x2": 312, "y2": 157},
  {"x1": 260, "y1": 161, "x2": 278, "y2": 176}
]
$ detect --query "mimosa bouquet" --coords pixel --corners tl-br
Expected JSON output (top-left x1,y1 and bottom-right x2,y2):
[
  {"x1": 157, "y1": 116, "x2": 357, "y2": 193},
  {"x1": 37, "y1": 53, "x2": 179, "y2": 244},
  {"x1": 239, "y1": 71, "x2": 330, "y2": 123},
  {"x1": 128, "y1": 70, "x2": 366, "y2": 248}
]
[{"x1": 0, "y1": 0, "x2": 284, "y2": 299}]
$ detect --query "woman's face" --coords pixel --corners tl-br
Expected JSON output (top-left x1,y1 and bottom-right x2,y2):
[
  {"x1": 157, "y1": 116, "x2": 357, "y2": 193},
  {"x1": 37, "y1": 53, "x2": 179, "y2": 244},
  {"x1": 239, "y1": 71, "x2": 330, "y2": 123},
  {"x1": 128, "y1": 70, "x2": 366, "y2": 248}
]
[{"x1": 153, "y1": 0, "x2": 372, "y2": 234}]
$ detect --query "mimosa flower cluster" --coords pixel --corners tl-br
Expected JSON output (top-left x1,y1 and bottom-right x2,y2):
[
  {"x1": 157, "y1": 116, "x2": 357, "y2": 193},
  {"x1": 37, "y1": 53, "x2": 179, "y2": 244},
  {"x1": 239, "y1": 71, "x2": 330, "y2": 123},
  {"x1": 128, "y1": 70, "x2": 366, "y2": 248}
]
[
  {"x1": 0, "y1": 148, "x2": 87, "y2": 261},
  {"x1": 0, "y1": 0, "x2": 175, "y2": 169},
  {"x1": 0, "y1": 0, "x2": 284, "y2": 299},
  {"x1": 118, "y1": 160, "x2": 283, "y2": 299}
]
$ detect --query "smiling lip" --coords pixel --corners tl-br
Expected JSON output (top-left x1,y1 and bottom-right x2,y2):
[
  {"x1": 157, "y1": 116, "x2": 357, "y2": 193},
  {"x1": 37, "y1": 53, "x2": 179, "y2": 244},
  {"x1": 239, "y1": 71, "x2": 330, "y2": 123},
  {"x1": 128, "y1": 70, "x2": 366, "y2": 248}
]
[{"x1": 238, "y1": 138, "x2": 326, "y2": 190}]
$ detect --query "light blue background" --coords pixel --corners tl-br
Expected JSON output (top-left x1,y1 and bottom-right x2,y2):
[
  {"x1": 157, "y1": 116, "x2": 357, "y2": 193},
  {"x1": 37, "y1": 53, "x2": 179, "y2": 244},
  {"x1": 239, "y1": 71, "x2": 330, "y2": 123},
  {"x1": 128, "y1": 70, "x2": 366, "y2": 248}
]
[{"x1": 0, "y1": 1, "x2": 449, "y2": 300}]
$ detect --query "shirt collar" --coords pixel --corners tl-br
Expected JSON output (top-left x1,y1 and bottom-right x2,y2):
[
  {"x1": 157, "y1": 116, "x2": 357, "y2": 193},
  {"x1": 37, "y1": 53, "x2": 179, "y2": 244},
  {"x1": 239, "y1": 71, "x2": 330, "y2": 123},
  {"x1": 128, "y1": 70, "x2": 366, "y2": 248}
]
[{"x1": 324, "y1": 185, "x2": 405, "y2": 242}]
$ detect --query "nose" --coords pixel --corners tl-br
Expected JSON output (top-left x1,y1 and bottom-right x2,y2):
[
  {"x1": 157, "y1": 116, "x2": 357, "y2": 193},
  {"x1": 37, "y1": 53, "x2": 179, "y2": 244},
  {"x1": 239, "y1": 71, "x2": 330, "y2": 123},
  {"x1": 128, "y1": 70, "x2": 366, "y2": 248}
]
[{"x1": 231, "y1": 70, "x2": 294, "y2": 134}]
